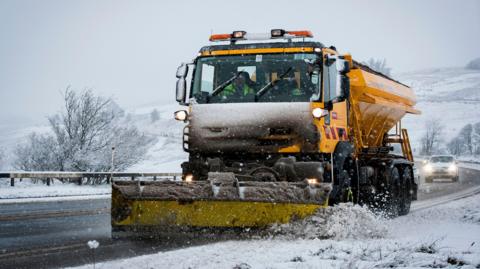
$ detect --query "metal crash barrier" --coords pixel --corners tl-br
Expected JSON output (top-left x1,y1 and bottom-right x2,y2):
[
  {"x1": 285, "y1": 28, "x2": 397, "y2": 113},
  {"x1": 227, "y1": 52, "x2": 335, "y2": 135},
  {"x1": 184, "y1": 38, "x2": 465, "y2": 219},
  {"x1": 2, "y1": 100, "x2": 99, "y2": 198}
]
[{"x1": 0, "y1": 172, "x2": 182, "y2": 187}]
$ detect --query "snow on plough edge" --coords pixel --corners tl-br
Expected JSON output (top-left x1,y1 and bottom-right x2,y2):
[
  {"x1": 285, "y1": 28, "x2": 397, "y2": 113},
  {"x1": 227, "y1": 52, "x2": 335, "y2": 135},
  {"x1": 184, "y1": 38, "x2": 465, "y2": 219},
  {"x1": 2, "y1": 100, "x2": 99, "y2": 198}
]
[{"x1": 111, "y1": 172, "x2": 331, "y2": 232}]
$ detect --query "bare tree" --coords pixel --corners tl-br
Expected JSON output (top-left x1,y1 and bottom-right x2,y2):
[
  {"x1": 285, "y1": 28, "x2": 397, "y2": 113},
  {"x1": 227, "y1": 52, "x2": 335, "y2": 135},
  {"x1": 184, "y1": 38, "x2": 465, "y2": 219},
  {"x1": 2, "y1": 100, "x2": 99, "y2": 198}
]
[
  {"x1": 447, "y1": 137, "x2": 463, "y2": 156},
  {"x1": 150, "y1": 109, "x2": 160, "y2": 123},
  {"x1": 473, "y1": 122, "x2": 480, "y2": 155},
  {"x1": 0, "y1": 147, "x2": 5, "y2": 170},
  {"x1": 466, "y1": 57, "x2": 480, "y2": 70},
  {"x1": 459, "y1": 124, "x2": 473, "y2": 155},
  {"x1": 364, "y1": 58, "x2": 392, "y2": 76},
  {"x1": 420, "y1": 119, "x2": 444, "y2": 156},
  {"x1": 14, "y1": 133, "x2": 61, "y2": 171},
  {"x1": 448, "y1": 123, "x2": 475, "y2": 156},
  {"x1": 14, "y1": 88, "x2": 154, "y2": 174}
]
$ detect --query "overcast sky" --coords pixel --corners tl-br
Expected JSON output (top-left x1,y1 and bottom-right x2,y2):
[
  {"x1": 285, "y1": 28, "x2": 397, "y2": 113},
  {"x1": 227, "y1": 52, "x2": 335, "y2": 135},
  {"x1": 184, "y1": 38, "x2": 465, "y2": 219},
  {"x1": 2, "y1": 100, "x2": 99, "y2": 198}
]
[{"x1": 0, "y1": 0, "x2": 479, "y2": 125}]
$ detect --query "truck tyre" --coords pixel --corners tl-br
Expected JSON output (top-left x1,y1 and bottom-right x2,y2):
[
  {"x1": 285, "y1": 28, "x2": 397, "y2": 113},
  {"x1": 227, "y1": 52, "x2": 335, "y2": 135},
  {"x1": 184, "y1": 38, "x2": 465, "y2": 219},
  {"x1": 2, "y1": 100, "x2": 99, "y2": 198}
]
[
  {"x1": 328, "y1": 142, "x2": 355, "y2": 205},
  {"x1": 382, "y1": 166, "x2": 401, "y2": 218},
  {"x1": 399, "y1": 166, "x2": 413, "y2": 216}
]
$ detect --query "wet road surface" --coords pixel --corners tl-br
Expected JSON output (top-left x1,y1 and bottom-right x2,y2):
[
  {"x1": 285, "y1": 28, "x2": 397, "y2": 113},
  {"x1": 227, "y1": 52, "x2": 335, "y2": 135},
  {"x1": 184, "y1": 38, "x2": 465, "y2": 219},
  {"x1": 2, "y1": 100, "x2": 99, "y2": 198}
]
[{"x1": 0, "y1": 166, "x2": 479, "y2": 269}]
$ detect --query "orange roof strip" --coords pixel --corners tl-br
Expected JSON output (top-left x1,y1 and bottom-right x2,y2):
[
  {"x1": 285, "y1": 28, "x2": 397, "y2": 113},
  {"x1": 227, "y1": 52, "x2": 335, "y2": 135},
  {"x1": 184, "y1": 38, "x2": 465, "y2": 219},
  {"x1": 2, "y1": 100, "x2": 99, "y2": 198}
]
[
  {"x1": 201, "y1": 47, "x2": 314, "y2": 56},
  {"x1": 286, "y1": 30, "x2": 313, "y2": 38},
  {"x1": 209, "y1": 34, "x2": 232, "y2": 41}
]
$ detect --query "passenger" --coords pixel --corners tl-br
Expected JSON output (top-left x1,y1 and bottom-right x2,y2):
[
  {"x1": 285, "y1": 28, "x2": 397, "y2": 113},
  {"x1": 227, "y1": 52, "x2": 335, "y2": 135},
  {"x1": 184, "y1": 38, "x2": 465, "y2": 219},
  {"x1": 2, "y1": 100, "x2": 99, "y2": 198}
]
[{"x1": 280, "y1": 72, "x2": 302, "y2": 96}]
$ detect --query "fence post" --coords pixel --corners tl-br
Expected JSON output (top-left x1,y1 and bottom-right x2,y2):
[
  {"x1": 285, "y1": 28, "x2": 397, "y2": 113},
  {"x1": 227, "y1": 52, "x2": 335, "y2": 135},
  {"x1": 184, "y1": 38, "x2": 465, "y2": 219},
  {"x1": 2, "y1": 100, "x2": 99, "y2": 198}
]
[
  {"x1": 78, "y1": 177, "x2": 82, "y2": 185},
  {"x1": 107, "y1": 175, "x2": 110, "y2": 184},
  {"x1": 10, "y1": 178, "x2": 14, "y2": 187},
  {"x1": 153, "y1": 176, "x2": 157, "y2": 181},
  {"x1": 47, "y1": 178, "x2": 51, "y2": 186},
  {"x1": 131, "y1": 176, "x2": 135, "y2": 181}
]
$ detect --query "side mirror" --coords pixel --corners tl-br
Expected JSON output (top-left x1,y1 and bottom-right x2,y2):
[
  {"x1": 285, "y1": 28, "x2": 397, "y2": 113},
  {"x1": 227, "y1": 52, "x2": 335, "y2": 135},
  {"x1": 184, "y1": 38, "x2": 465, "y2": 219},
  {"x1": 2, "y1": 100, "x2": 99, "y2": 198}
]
[
  {"x1": 325, "y1": 54, "x2": 336, "y2": 66},
  {"x1": 339, "y1": 74, "x2": 350, "y2": 100},
  {"x1": 176, "y1": 63, "x2": 188, "y2": 78},
  {"x1": 337, "y1": 59, "x2": 350, "y2": 74},
  {"x1": 176, "y1": 79, "x2": 186, "y2": 103}
]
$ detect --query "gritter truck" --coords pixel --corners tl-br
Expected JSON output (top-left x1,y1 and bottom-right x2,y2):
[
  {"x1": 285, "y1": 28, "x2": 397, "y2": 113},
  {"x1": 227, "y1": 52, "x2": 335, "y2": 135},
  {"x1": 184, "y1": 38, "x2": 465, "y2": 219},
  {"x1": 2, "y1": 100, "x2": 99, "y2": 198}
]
[{"x1": 111, "y1": 29, "x2": 421, "y2": 234}]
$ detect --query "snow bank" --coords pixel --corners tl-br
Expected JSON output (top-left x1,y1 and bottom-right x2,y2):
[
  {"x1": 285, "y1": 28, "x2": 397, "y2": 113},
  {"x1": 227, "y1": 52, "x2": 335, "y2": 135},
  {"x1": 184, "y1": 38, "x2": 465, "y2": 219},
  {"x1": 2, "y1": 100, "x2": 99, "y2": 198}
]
[{"x1": 270, "y1": 203, "x2": 387, "y2": 240}]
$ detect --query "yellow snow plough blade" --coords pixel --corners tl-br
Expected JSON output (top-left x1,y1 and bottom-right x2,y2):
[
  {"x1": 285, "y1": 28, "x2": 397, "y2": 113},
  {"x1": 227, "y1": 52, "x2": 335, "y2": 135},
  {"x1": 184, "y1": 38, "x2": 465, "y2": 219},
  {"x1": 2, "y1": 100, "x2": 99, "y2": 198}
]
[{"x1": 111, "y1": 173, "x2": 331, "y2": 233}]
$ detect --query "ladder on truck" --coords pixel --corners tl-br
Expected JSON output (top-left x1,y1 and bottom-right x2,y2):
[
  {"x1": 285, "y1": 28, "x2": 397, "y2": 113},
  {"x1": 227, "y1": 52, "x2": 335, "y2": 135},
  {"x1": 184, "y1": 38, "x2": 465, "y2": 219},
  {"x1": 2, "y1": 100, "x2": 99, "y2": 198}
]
[
  {"x1": 401, "y1": 129, "x2": 414, "y2": 162},
  {"x1": 385, "y1": 121, "x2": 414, "y2": 162}
]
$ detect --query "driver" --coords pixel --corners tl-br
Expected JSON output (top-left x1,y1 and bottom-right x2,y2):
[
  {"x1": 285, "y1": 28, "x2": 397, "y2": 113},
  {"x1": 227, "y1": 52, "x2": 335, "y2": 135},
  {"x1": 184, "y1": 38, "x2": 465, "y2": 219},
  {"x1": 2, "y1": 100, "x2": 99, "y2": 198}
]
[{"x1": 222, "y1": 71, "x2": 255, "y2": 97}]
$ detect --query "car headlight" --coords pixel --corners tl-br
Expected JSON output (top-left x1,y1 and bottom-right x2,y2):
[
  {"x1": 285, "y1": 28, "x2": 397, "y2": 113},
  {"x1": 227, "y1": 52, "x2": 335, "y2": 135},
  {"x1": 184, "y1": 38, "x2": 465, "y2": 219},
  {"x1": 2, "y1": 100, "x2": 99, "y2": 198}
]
[
  {"x1": 448, "y1": 164, "x2": 457, "y2": 173},
  {"x1": 424, "y1": 164, "x2": 433, "y2": 173}
]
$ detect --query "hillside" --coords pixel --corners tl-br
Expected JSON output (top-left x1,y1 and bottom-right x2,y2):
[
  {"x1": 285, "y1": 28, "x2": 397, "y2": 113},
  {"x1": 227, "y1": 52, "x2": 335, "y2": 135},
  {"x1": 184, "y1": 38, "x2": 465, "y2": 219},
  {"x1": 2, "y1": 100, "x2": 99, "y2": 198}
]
[{"x1": 397, "y1": 67, "x2": 480, "y2": 154}]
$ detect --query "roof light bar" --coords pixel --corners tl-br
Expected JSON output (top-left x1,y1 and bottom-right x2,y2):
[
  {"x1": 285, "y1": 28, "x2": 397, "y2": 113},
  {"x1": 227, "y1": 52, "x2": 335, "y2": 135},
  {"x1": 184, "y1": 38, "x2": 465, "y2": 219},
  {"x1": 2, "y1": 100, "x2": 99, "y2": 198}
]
[
  {"x1": 271, "y1": 29, "x2": 286, "y2": 37},
  {"x1": 209, "y1": 29, "x2": 313, "y2": 42},
  {"x1": 285, "y1": 30, "x2": 313, "y2": 38},
  {"x1": 209, "y1": 30, "x2": 247, "y2": 42},
  {"x1": 209, "y1": 33, "x2": 232, "y2": 42},
  {"x1": 232, "y1": 30, "x2": 246, "y2": 39}
]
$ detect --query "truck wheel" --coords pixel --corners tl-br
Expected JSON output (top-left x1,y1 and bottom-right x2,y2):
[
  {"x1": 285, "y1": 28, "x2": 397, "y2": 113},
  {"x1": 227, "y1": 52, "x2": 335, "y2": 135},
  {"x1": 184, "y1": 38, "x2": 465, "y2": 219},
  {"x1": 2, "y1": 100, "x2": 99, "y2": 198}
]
[
  {"x1": 399, "y1": 166, "x2": 413, "y2": 216},
  {"x1": 380, "y1": 166, "x2": 401, "y2": 218}
]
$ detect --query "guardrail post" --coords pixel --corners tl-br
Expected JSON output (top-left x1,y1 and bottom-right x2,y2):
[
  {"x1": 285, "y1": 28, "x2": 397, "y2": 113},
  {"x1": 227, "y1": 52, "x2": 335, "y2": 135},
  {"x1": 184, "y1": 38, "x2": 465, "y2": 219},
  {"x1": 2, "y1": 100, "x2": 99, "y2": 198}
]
[
  {"x1": 47, "y1": 178, "x2": 51, "y2": 186},
  {"x1": 107, "y1": 175, "x2": 110, "y2": 184},
  {"x1": 78, "y1": 177, "x2": 82, "y2": 185},
  {"x1": 131, "y1": 176, "x2": 135, "y2": 181},
  {"x1": 10, "y1": 178, "x2": 14, "y2": 187},
  {"x1": 153, "y1": 176, "x2": 157, "y2": 181}
]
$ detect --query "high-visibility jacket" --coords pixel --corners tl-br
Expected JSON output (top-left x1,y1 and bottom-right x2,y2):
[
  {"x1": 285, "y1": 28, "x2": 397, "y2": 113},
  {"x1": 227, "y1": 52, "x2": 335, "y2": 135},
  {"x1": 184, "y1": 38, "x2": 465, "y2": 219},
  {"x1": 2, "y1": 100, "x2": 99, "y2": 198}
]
[
  {"x1": 222, "y1": 83, "x2": 254, "y2": 96},
  {"x1": 292, "y1": 88, "x2": 302, "y2": 96}
]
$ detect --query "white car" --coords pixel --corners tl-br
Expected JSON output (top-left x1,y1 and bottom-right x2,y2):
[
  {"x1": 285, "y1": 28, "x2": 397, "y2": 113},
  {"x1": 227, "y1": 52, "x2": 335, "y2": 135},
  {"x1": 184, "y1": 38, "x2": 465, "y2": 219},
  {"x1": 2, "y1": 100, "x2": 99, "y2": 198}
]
[{"x1": 423, "y1": 155, "x2": 459, "y2": 183}]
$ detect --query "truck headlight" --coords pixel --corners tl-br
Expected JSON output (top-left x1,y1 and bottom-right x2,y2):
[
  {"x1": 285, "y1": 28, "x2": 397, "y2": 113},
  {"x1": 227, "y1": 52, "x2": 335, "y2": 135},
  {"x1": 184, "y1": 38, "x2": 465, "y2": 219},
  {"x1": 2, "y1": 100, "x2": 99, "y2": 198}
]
[
  {"x1": 312, "y1": 108, "x2": 328, "y2": 119},
  {"x1": 174, "y1": 110, "x2": 188, "y2": 122},
  {"x1": 184, "y1": 174, "x2": 193, "y2": 182}
]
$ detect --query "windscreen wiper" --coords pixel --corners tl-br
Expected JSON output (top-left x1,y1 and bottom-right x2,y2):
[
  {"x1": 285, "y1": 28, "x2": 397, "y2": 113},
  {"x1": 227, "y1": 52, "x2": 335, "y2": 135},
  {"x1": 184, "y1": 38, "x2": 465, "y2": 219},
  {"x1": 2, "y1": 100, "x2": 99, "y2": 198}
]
[
  {"x1": 255, "y1": 67, "x2": 294, "y2": 101},
  {"x1": 211, "y1": 72, "x2": 241, "y2": 97}
]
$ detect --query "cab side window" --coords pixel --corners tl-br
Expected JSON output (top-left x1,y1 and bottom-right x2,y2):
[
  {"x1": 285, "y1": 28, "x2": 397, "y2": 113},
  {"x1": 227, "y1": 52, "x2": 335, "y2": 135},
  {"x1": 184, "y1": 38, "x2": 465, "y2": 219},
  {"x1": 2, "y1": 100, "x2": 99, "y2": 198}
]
[{"x1": 323, "y1": 57, "x2": 337, "y2": 102}]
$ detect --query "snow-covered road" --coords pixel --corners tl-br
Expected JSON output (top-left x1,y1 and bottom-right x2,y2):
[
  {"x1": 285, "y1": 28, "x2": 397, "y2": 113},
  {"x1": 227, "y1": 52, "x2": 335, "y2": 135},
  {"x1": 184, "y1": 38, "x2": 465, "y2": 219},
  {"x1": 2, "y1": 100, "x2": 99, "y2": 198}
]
[
  {"x1": 1, "y1": 166, "x2": 479, "y2": 269},
  {"x1": 67, "y1": 183, "x2": 480, "y2": 269},
  {"x1": 69, "y1": 192, "x2": 480, "y2": 269}
]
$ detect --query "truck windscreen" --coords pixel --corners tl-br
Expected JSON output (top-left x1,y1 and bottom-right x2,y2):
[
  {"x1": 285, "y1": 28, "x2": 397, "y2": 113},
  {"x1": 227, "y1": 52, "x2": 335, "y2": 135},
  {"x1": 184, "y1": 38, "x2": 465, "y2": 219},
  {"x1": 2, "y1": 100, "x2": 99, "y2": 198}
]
[{"x1": 191, "y1": 53, "x2": 320, "y2": 103}]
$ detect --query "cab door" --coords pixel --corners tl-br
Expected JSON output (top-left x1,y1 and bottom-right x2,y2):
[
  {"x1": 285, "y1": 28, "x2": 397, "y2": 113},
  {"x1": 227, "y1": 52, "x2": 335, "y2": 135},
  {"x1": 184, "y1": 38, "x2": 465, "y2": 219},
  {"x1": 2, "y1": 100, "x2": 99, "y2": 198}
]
[{"x1": 318, "y1": 51, "x2": 349, "y2": 153}]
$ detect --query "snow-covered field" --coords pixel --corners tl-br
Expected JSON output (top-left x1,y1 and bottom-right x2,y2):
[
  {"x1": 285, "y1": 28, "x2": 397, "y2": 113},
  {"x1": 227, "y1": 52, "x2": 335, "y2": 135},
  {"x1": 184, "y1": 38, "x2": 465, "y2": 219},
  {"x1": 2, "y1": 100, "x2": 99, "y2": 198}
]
[
  {"x1": 124, "y1": 103, "x2": 186, "y2": 172},
  {"x1": 70, "y1": 195, "x2": 480, "y2": 269}
]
